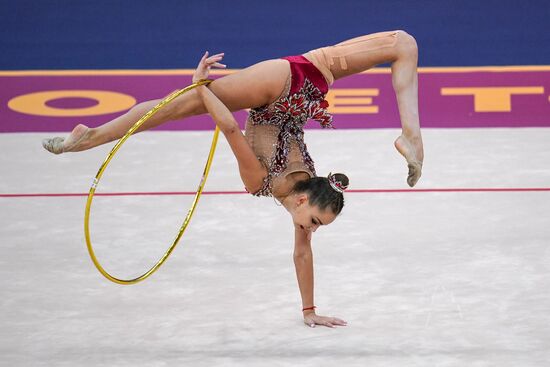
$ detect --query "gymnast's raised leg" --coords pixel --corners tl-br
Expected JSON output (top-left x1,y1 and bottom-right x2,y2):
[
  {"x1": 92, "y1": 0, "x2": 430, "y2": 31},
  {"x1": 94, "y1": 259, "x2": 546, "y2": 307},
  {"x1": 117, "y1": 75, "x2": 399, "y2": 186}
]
[
  {"x1": 42, "y1": 57, "x2": 292, "y2": 153},
  {"x1": 304, "y1": 30, "x2": 423, "y2": 186}
]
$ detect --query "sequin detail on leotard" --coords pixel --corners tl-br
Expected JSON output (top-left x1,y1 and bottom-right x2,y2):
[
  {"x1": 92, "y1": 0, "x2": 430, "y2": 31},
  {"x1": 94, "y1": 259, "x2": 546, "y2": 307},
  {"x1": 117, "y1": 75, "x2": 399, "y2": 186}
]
[{"x1": 247, "y1": 55, "x2": 334, "y2": 197}]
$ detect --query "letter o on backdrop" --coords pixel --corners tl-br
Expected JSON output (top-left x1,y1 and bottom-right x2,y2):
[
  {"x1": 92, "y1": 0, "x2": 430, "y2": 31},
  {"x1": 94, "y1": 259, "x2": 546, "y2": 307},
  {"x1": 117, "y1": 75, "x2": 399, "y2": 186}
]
[{"x1": 8, "y1": 90, "x2": 136, "y2": 117}]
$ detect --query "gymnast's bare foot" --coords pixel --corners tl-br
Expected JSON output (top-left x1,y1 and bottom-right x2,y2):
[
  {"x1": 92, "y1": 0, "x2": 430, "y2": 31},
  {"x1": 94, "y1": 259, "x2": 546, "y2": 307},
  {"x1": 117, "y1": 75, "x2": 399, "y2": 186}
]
[
  {"x1": 42, "y1": 124, "x2": 91, "y2": 154},
  {"x1": 394, "y1": 134, "x2": 423, "y2": 187}
]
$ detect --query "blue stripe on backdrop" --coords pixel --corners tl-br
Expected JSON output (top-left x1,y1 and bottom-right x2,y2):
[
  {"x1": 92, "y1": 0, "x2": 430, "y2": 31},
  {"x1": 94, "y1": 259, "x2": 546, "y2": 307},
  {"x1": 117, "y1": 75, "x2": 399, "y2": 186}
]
[{"x1": 1, "y1": 0, "x2": 549, "y2": 69}]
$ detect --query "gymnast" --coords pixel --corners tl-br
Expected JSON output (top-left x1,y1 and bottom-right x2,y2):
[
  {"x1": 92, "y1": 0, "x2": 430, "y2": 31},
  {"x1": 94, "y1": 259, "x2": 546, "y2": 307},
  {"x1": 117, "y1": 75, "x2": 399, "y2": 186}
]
[{"x1": 43, "y1": 30, "x2": 424, "y2": 328}]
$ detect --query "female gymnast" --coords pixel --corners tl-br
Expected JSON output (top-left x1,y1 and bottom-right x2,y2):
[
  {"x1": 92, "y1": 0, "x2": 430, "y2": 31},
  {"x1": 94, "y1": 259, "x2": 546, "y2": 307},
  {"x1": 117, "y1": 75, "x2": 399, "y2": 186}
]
[{"x1": 43, "y1": 30, "x2": 424, "y2": 328}]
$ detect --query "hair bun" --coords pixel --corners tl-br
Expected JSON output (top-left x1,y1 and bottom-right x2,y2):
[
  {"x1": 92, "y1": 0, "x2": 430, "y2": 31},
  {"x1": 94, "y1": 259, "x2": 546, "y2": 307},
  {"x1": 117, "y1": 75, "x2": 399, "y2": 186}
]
[{"x1": 327, "y1": 172, "x2": 349, "y2": 193}]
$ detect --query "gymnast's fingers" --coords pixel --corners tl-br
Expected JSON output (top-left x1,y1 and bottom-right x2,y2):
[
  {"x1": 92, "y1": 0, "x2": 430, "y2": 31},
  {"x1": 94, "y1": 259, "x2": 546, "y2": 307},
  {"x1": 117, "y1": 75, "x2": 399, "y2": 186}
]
[
  {"x1": 331, "y1": 317, "x2": 348, "y2": 326},
  {"x1": 206, "y1": 56, "x2": 224, "y2": 65},
  {"x1": 206, "y1": 54, "x2": 224, "y2": 62},
  {"x1": 322, "y1": 321, "x2": 336, "y2": 328},
  {"x1": 211, "y1": 62, "x2": 227, "y2": 68}
]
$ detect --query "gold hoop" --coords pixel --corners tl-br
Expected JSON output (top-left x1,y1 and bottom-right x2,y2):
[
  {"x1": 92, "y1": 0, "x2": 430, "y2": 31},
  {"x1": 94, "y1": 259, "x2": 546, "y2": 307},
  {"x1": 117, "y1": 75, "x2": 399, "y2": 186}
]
[{"x1": 84, "y1": 79, "x2": 219, "y2": 285}]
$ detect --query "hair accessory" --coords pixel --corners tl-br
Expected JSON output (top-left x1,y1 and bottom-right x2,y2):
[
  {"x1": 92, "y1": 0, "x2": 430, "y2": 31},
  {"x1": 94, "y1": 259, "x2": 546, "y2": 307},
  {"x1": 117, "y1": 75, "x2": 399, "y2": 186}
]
[{"x1": 328, "y1": 172, "x2": 347, "y2": 193}]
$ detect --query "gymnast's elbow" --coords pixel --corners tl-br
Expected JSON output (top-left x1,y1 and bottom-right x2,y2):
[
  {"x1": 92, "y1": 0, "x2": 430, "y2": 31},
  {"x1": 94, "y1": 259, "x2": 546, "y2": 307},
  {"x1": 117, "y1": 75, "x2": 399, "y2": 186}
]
[
  {"x1": 293, "y1": 248, "x2": 312, "y2": 262},
  {"x1": 219, "y1": 120, "x2": 240, "y2": 135}
]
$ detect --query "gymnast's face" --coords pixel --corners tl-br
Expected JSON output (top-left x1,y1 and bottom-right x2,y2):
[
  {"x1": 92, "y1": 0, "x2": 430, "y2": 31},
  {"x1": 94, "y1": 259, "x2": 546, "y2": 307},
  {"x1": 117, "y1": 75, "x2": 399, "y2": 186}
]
[{"x1": 292, "y1": 194, "x2": 337, "y2": 233}]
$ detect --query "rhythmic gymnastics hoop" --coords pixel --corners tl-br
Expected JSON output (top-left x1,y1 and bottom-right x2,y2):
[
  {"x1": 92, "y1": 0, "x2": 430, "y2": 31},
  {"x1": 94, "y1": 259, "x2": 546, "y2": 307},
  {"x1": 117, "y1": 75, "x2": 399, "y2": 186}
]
[{"x1": 84, "y1": 79, "x2": 219, "y2": 285}]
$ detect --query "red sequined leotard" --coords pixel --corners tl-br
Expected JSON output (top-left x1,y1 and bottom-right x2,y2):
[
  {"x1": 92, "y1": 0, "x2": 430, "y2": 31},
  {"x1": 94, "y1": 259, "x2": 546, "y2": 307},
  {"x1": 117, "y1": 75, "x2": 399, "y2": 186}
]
[{"x1": 245, "y1": 55, "x2": 333, "y2": 197}]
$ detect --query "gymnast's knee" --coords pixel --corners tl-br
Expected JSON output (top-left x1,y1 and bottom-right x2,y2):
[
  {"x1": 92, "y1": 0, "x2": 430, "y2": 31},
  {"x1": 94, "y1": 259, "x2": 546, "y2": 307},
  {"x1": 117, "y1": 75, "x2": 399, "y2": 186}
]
[{"x1": 394, "y1": 30, "x2": 418, "y2": 59}]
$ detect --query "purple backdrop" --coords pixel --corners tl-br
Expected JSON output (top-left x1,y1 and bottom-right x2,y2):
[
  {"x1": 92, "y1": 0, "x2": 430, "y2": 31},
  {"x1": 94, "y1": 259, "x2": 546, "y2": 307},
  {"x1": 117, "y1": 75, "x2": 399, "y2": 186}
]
[{"x1": 1, "y1": 67, "x2": 549, "y2": 133}]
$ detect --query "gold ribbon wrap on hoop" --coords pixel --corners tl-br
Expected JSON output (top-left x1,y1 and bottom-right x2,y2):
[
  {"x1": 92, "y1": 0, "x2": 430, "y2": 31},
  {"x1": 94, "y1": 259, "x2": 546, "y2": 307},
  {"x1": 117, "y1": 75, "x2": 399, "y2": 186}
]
[{"x1": 84, "y1": 79, "x2": 219, "y2": 285}]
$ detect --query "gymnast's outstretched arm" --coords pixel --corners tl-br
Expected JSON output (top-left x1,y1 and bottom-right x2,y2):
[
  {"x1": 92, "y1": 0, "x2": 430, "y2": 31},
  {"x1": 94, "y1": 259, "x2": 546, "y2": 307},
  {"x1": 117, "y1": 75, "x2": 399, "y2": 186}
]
[
  {"x1": 294, "y1": 226, "x2": 347, "y2": 328},
  {"x1": 191, "y1": 51, "x2": 268, "y2": 192}
]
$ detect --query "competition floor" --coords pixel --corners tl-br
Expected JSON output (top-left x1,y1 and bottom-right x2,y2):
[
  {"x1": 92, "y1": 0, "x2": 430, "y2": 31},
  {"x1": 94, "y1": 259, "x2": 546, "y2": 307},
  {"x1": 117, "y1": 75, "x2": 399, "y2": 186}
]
[{"x1": 1, "y1": 128, "x2": 549, "y2": 366}]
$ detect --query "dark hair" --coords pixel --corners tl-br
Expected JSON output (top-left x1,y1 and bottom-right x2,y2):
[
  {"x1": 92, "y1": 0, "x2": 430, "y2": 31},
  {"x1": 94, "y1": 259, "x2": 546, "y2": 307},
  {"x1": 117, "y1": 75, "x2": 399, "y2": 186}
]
[{"x1": 292, "y1": 173, "x2": 349, "y2": 215}]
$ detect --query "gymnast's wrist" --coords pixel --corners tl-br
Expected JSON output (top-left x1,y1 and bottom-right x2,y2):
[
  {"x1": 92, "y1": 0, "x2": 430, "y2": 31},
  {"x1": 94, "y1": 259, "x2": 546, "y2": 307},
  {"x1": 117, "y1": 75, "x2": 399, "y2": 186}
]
[
  {"x1": 302, "y1": 305, "x2": 316, "y2": 315},
  {"x1": 192, "y1": 78, "x2": 208, "y2": 84}
]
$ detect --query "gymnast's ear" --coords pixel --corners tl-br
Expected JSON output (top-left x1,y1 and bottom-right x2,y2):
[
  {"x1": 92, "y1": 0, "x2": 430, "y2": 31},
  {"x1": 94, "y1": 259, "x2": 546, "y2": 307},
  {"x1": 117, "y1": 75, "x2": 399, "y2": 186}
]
[{"x1": 295, "y1": 193, "x2": 309, "y2": 206}]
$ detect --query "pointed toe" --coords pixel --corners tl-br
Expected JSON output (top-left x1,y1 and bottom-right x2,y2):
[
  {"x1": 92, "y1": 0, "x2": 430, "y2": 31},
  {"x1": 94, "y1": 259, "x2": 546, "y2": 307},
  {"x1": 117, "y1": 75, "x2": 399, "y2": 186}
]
[{"x1": 42, "y1": 137, "x2": 65, "y2": 154}]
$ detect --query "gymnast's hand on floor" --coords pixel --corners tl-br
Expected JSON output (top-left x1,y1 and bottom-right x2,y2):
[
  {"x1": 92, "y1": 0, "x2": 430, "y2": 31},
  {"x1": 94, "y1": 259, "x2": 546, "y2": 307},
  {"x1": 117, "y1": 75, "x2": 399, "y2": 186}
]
[
  {"x1": 192, "y1": 51, "x2": 226, "y2": 83},
  {"x1": 394, "y1": 134, "x2": 424, "y2": 187},
  {"x1": 304, "y1": 312, "x2": 347, "y2": 328}
]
